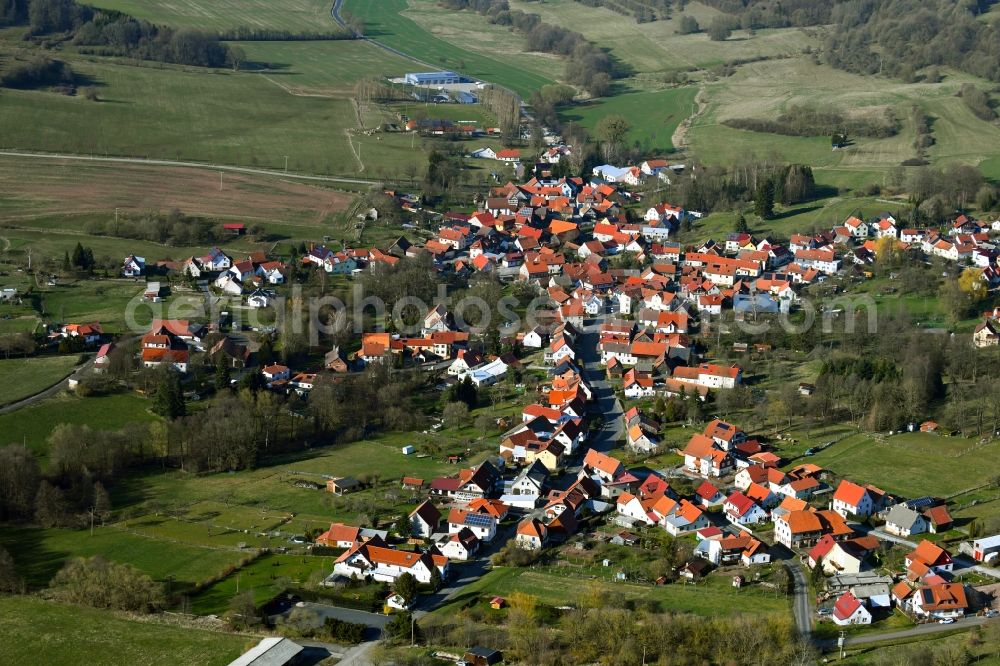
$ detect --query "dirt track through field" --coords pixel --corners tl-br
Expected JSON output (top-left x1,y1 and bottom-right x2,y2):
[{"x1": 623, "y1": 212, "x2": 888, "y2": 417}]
[
  {"x1": 672, "y1": 86, "x2": 708, "y2": 153},
  {"x1": 0, "y1": 156, "x2": 356, "y2": 224}
]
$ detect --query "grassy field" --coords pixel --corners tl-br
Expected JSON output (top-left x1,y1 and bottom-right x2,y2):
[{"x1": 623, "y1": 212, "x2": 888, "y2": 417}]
[
  {"x1": 0, "y1": 155, "x2": 355, "y2": 225},
  {"x1": 508, "y1": 0, "x2": 817, "y2": 74},
  {"x1": 401, "y1": 0, "x2": 563, "y2": 85},
  {"x1": 0, "y1": 355, "x2": 81, "y2": 405},
  {"x1": 0, "y1": 53, "x2": 360, "y2": 174},
  {"x1": 342, "y1": 0, "x2": 554, "y2": 97},
  {"x1": 435, "y1": 566, "x2": 791, "y2": 618},
  {"x1": 0, "y1": 525, "x2": 249, "y2": 592},
  {"x1": 189, "y1": 553, "x2": 337, "y2": 614},
  {"x1": 784, "y1": 432, "x2": 1000, "y2": 498},
  {"x1": 0, "y1": 393, "x2": 159, "y2": 456},
  {"x1": 115, "y1": 435, "x2": 490, "y2": 521},
  {"x1": 2, "y1": 227, "x2": 251, "y2": 270},
  {"x1": 0, "y1": 597, "x2": 247, "y2": 666},
  {"x1": 559, "y1": 87, "x2": 698, "y2": 153},
  {"x1": 30, "y1": 280, "x2": 175, "y2": 332},
  {"x1": 236, "y1": 40, "x2": 412, "y2": 95},
  {"x1": 496, "y1": 0, "x2": 1000, "y2": 179},
  {"x1": 82, "y1": 0, "x2": 331, "y2": 32},
  {"x1": 688, "y1": 58, "x2": 1000, "y2": 174}
]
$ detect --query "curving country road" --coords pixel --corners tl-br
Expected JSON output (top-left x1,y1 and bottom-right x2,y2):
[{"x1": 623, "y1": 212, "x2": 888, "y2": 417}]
[
  {"x1": 786, "y1": 561, "x2": 813, "y2": 639},
  {"x1": 331, "y1": 0, "x2": 438, "y2": 71}
]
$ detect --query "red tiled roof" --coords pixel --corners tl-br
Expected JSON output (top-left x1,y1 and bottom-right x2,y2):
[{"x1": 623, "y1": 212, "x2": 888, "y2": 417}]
[{"x1": 833, "y1": 591, "x2": 863, "y2": 621}]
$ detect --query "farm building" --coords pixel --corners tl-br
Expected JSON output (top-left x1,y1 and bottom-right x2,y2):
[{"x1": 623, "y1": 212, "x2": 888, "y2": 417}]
[
  {"x1": 969, "y1": 534, "x2": 1000, "y2": 562},
  {"x1": 405, "y1": 71, "x2": 462, "y2": 86},
  {"x1": 226, "y1": 637, "x2": 303, "y2": 666}
]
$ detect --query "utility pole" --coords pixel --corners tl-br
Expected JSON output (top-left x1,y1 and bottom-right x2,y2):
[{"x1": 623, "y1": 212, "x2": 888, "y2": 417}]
[
  {"x1": 219, "y1": 172, "x2": 223, "y2": 191},
  {"x1": 89, "y1": 506, "x2": 95, "y2": 536},
  {"x1": 284, "y1": 155, "x2": 289, "y2": 173},
  {"x1": 410, "y1": 613, "x2": 415, "y2": 647}
]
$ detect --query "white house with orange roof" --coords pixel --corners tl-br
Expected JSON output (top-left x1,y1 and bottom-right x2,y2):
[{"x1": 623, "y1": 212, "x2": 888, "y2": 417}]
[
  {"x1": 831, "y1": 480, "x2": 876, "y2": 518},
  {"x1": 515, "y1": 517, "x2": 548, "y2": 550},
  {"x1": 333, "y1": 543, "x2": 446, "y2": 584},
  {"x1": 582, "y1": 449, "x2": 624, "y2": 483},
  {"x1": 844, "y1": 216, "x2": 869, "y2": 238}
]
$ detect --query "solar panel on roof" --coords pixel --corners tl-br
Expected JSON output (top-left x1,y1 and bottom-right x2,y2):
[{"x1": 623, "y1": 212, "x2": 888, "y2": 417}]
[
  {"x1": 465, "y1": 513, "x2": 494, "y2": 528},
  {"x1": 905, "y1": 497, "x2": 936, "y2": 510}
]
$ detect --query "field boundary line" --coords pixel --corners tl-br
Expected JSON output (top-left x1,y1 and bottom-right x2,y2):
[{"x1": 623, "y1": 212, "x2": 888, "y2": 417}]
[{"x1": 0, "y1": 150, "x2": 376, "y2": 186}]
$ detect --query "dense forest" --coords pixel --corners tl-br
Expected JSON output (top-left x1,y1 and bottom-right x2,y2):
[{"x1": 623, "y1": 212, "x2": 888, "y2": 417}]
[
  {"x1": 825, "y1": 0, "x2": 1000, "y2": 82},
  {"x1": 0, "y1": 0, "x2": 238, "y2": 70}
]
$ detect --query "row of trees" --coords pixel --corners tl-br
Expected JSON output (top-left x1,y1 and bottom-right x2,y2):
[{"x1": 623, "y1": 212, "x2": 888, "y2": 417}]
[
  {"x1": 477, "y1": 85, "x2": 522, "y2": 140},
  {"x1": 723, "y1": 104, "x2": 900, "y2": 139},
  {"x1": 81, "y1": 208, "x2": 242, "y2": 247},
  {"x1": 5, "y1": 0, "x2": 240, "y2": 69}
]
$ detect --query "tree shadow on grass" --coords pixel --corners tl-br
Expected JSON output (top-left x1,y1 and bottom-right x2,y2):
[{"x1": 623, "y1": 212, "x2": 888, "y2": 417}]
[
  {"x1": 770, "y1": 204, "x2": 823, "y2": 221},
  {"x1": 0, "y1": 525, "x2": 71, "y2": 589},
  {"x1": 239, "y1": 61, "x2": 294, "y2": 74}
]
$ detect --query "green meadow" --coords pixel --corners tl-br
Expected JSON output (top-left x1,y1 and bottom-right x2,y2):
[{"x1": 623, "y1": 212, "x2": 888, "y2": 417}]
[
  {"x1": 0, "y1": 356, "x2": 81, "y2": 406},
  {"x1": 0, "y1": 393, "x2": 160, "y2": 456},
  {"x1": 82, "y1": 0, "x2": 331, "y2": 32},
  {"x1": 342, "y1": 0, "x2": 554, "y2": 97},
  {"x1": 560, "y1": 87, "x2": 698, "y2": 153},
  {"x1": 0, "y1": 56, "x2": 360, "y2": 174},
  {"x1": 0, "y1": 597, "x2": 246, "y2": 666}
]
